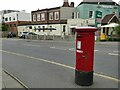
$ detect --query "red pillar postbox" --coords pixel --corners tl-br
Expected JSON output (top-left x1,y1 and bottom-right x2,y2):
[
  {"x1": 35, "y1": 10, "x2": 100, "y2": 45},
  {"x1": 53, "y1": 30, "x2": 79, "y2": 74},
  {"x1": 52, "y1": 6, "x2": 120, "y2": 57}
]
[{"x1": 75, "y1": 27, "x2": 97, "y2": 86}]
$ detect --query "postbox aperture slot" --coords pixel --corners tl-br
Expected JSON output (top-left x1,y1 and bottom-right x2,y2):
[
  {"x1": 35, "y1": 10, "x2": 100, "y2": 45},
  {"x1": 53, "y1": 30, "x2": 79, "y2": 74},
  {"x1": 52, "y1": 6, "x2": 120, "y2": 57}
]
[{"x1": 77, "y1": 34, "x2": 83, "y2": 38}]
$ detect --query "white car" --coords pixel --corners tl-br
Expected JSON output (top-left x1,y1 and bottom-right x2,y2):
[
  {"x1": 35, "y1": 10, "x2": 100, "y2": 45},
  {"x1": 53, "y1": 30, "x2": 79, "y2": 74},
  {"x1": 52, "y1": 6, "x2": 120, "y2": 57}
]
[
  {"x1": 18, "y1": 32, "x2": 37, "y2": 38},
  {"x1": 19, "y1": 32, "x2": 29, "y2": 38}
]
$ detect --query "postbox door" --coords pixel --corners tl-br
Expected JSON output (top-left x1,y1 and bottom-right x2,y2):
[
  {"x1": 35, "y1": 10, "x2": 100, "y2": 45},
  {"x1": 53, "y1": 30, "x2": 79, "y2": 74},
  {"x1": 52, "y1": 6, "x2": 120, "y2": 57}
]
[{"x1": 76, "y1": 33, "x2": 94, "y2": 72}]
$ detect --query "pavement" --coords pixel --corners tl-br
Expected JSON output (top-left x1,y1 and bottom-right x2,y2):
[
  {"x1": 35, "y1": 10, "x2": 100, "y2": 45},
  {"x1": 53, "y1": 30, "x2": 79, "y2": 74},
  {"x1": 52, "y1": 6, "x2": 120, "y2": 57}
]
[{"x1": 2, "y1": 70, "x2": 27, "y2": 89}]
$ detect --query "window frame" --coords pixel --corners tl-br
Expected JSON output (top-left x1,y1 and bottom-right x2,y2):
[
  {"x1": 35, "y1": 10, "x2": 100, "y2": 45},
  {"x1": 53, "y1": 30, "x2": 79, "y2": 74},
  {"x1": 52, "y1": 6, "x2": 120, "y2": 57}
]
[
  {"x1": 33, "y1": 14, "x2": 36, "y2": 21},
  {"x1": 5, "y1": 18, "x2": 8, "y2": 21},
  {"x1": 37, "y1": 14, "x2": 41, "y2": 21},
  {"x1": 41, "y1": 13, "x2": 45, "y2": 21},
  {"x1": 49, "y1": 12, "x2": 54, "y2": 20},
  {"x1": 89, "y1": 11, "x2": 94, "y2": 18},
  {"x1": 54, "y1": 12, "x2": 59, "y2": 20}
]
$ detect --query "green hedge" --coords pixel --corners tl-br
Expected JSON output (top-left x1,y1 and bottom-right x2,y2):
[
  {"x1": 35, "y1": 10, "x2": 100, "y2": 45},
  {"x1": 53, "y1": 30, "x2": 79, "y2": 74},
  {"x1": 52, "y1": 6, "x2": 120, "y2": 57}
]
[{"x1": 107, "y1": 37, "x2": 120, "y2": 41}]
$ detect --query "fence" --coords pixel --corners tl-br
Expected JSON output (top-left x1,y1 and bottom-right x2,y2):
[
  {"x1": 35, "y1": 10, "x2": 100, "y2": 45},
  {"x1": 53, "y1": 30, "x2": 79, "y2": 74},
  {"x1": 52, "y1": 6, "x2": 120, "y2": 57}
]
[{"x1": 25, "y1": 34, "x2": 75, "y2": 41}]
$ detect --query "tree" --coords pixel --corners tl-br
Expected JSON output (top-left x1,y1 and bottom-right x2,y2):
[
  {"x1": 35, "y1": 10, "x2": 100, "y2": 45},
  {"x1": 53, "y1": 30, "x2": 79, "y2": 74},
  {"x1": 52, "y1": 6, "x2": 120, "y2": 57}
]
[
  {"x1": 114, "y1": 22, "x2": 120, "y2": 35},
  {"x1": 1, "y1": 25, "x2": 8, "y2": 31}
]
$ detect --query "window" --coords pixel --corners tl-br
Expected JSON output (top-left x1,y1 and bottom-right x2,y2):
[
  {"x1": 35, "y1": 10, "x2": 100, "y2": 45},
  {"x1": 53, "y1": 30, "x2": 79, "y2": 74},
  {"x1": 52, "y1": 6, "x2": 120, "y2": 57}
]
[
  {"x1": 72, "y1": 12, "x2": 74, "y2": 19},
  {"x1": 33, "y1": 14, "x2": 36, "y2": 21},
  {"x1": 89, "y1": 11, "x2": 94, "y2": 18},
  {"x1": 5, "y1": 18, "x2": 8, "y2": 21},
  {"x1": 41, "y1": 13, "x2": 45, "y2": 21},
  {"x1": 13, "y1": 17, "x2": 15, "y2": 20},
  {"x1": 10, "y1": 24, "x2": 12, "y2": 27},
  {"x1": 63, "y1": 25, "x2": 66, "y2": 32},
  {"x1": 14, "y1": 24, "x2": 16, "y2": 27},
  {"x1": 37, "y1": 14, "x2": 40, "y2": 21},
  {"x1": 77, "y1": 12, "x2": 80, "y2": 18},
  {"x1": 50, "y1": 26, "x2": 52, "y2": 32},
  {"x1": 119, "y1": 12, "x2": 120, "y2": 18},
  {"x1": 54, "y1": 12, "x2": 59, "y2": 20},
  {"x1": 38, "y1": 26, "x2": 41, "y2": 32},
  {"x1": 29, "y1": 26, "x2": 32, "y2": 29},
  {"x1": 16, "y1": 14, "x2": 18, "y2": 21},
  {"x1": 71, "y1": 28, "x2": 75, "y2": 35},
  {"x1": 34, "y1": 26, "x2": 36, "y2": 30},
  {"x1": 38, "y1": 26, "x2": 40, "y2": 28},
  {"x1": 2, "y1": 17, "x2": 4, "y2": 20},
  {"x1": 103, "y1": 28, "x2": 105, "y2": 34},
  {"x1": 76, "y1": 12, "x2": 78, "y2": 18},
  {"x1": 6, "y1": 24, "x2": 8, "y2": 27},
  {"x1": 9, "y1": 17, "x2": 11, "y2": 21},
  {"x1": 42, "y1": 26, "x2": 45, "y2": 32},
  {"x1": 49, "y1": 12, "x2": 54, "y2": 20}
]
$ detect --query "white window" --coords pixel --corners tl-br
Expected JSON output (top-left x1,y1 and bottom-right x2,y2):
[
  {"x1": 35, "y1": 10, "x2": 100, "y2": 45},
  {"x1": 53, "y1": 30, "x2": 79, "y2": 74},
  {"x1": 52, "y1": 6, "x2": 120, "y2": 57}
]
[
  {"x1": 41, "y1": 13, "x2": 45, "y2": 21},
  {"x1": 77, "y1": 12, "x2": 80, "y2": 18},
  {"x1": 33, "y1": 14, "x2": 36, "y2": 21},
  {"x1": 49, "y1": 12, "x2": 54, "y2": 20},
  {"x1": 37, "y1": 14, "x2": 40, "y2": 21},
  {"x1": 76, "y1": 12, "x2": 78, "y2": 18},
  {"x1": 54, "y1": 12, "x2": 59, "y2": 20},
  {"x1": 89, "y1": 11, "x2": 94, "y2": 18}
]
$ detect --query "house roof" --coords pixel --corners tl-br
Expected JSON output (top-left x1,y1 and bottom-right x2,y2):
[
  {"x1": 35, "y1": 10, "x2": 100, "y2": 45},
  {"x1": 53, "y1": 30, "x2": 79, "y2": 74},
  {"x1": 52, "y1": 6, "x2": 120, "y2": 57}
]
[
  {"x1": 79, "y1": 0, "x2": 119, "y2": 6},
  {"x1": 31, "y1": 7, "x2": 61, "y2": 13},
  {"x1": 102, "y1": 14, "x2": 119, "y2": 24},
  {"x1": 82, "y1": 0, "x2": 113, "y2": 2}
]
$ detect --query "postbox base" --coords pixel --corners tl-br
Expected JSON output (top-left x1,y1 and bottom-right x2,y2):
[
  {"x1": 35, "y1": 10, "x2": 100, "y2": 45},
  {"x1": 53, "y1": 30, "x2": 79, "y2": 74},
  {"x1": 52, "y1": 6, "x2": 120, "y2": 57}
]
[{"x1": 75, "y1": 69, "x2": 93, "y2": 86}]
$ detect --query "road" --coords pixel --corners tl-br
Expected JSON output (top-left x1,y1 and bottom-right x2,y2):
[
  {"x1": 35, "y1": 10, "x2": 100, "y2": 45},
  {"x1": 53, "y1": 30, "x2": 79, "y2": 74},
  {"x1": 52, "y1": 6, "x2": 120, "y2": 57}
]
[{"x1": 2, "y1": 38, "x2": 119, "y2": 88}]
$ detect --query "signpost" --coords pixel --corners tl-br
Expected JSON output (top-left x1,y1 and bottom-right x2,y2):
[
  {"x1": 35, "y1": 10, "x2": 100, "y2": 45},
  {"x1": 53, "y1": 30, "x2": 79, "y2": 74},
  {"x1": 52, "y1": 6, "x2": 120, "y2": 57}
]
[{"x1": 95, "y1": 11, "x2": 102, "y2": 27}]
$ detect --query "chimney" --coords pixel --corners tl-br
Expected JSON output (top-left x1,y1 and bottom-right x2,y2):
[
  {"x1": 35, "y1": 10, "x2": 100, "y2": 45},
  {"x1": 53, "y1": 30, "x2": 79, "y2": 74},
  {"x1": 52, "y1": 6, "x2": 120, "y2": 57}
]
[
  {"x1": 62, "y1": 0, "x2": 69, "y2": 7},
  {"x1": 70, "y1": 2, "x2": 74, "y2": 7}
]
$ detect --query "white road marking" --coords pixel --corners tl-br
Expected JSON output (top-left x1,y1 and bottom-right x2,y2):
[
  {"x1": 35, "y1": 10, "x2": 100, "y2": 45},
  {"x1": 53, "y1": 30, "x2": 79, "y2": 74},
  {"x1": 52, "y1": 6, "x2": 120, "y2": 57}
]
[
  {"x1": 113, "y1": 51, "x2": 120, "y2": 53},
  {"x1": 23, "y1": 44, "x2": 40, "y2": 47},
  {"x1": 50, "y1": 47, "x2": 55, "y2": 49},
  {"x1": 94, "y1": 73, "x2": 119, "y2": 82},
  {"x1": 69, "y1": 48, "x2": 76, "y2": 51},
  {"x1": 108, "y1": 53, "x2": 119, "y2": 56},
  {"x1": 94, "y1": 50, "x2": 99, "y2": 52},
  {"x1": 50, "y1": 47, "x2": 67, "y2": 50},
  {"x1": 69, "y1": 48, "x2": 99, "y2": 52},
  {"x1": 1, "y1": 50, "x2": 119, "y2": 82}
]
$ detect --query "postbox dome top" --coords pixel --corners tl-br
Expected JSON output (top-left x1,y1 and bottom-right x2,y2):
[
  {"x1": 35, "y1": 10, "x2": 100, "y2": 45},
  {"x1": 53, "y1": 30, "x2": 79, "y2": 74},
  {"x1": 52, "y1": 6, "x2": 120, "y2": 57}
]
[{"x1": 75, "y1": 27, "x2": 97, "y2": 32}]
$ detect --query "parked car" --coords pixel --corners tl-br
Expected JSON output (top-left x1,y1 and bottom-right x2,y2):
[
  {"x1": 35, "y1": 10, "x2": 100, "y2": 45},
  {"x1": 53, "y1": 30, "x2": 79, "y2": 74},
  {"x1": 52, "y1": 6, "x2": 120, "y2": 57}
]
[
  {"x1": 19, "y1": 32, "x2": 29, "y2": 38},
  {"x1": 28, "y1": 32, "x2": 37, "y2": 35},
  {"x1": 19, "y1": 32, "x2": 37, "y2": 39},
  {"x1": 7, "y1": 32, "x2": 16, "y2": 38}
]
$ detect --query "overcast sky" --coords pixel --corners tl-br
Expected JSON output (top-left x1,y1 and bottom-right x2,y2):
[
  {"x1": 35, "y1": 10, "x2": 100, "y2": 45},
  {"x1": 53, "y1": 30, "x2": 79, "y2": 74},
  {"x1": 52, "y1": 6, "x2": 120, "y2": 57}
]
[{"x1": 0, "y1": 0, "x2": 119, "y2": 13}]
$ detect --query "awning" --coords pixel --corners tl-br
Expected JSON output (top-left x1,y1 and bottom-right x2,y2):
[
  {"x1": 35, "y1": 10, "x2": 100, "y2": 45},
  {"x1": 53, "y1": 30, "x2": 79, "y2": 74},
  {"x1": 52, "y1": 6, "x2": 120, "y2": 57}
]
[{"x1": 69, "y1": 26, "x2": 77, "y2": 28}]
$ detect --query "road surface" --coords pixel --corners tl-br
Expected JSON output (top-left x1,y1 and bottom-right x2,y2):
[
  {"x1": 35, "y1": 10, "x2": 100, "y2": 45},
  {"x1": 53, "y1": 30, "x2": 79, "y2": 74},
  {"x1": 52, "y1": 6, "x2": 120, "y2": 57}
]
[{"x1": 2, "y1": 38, "x2": 119, "y2": 88}]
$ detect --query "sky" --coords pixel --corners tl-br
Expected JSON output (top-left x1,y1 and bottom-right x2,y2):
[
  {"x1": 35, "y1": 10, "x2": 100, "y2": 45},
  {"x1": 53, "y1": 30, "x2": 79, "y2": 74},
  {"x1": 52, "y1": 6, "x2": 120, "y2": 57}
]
[{"x1": 0, "y1": 0, "x2": 119, "y2": 13}]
